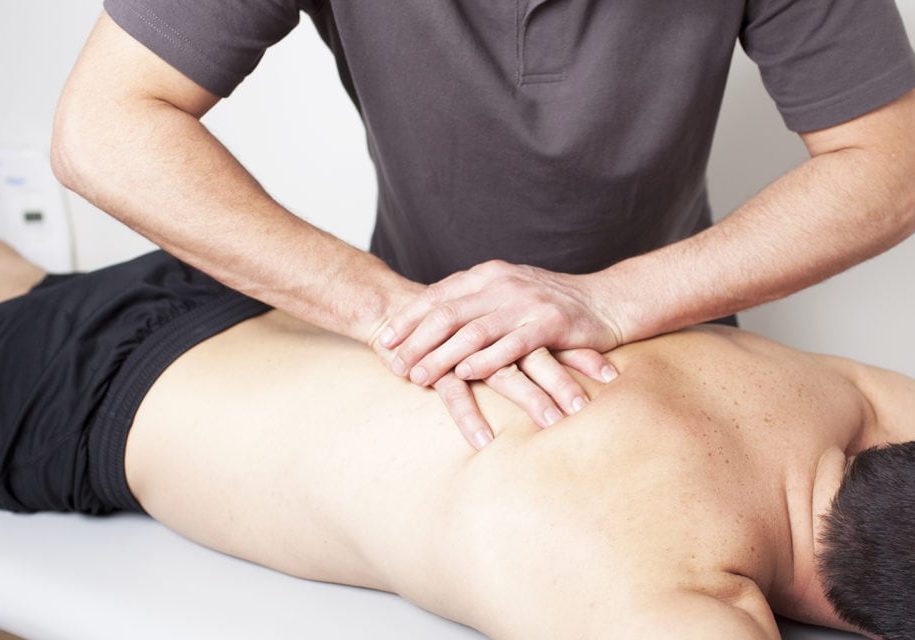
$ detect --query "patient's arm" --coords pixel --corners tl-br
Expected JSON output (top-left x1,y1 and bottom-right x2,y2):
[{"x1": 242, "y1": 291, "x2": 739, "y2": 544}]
[
  {"x1": 847, "y1": 362, "x2": 915, "y2": 448},
  {"x1": 633, "y1": 592, "x2": 779, "y2": 639},
  {"x1": 0, "y1": 243, "x2": 45, "y2": 302}
]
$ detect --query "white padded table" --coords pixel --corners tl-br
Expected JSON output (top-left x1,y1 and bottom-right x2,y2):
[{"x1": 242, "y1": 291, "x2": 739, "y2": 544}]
[{"x1": 0, "y1": 511, "x2": 865, "y2": 639}]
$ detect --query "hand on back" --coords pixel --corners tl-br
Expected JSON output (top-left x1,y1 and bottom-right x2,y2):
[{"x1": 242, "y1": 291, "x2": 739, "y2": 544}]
[{"x1": 369, "y1": 259, "x2": 622, "y2": 450}]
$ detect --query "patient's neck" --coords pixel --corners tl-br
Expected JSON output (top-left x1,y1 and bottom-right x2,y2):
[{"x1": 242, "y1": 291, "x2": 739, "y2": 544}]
[
  {"x1": 767, "y1": 357, "x2": 897, "y2": 634},
  {"x1": 768, "y1": 447, "x2": 855, "y2": 631}
]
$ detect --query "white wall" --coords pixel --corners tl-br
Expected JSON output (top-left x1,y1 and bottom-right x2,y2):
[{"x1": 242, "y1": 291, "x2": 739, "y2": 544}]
[{"x1": 1, "y1": 1, "x2": 914, "y2": 375}]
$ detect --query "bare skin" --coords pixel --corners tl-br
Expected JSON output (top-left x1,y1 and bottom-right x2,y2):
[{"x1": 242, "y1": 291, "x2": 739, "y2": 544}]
[
  {"x1": 4, "y1": 252, "x2": 908, "y2": 638},
  {"x1": 0, "y1": 244, "x2": 44, "y2": 302},
  {"x1": 121, "y1": 309, "x2": 911, "y2": 639}
]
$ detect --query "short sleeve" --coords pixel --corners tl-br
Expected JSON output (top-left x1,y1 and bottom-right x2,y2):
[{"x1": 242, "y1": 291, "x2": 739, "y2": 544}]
[
  {"x1": 740, "y1": 0, "x2": 915, "y2": 132},
  {"x1": 103, "y1": 0, "x2": 313, "y2": 97}
]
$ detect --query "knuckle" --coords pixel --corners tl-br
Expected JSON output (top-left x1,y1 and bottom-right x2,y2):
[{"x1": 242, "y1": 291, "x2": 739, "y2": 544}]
[
  {"x1": 423, "y1": 284, "x2": 443, "y2": 305},
  {"x1": 487, "y1": 258, "x2": 508, "y2": 271},
  {"x1": 442, "y1": 269, "x2": 468, "y2": 284},
  {"x1": 585, "y1": 353, "x2": 609, "y2": 371},
  {"x1": 474, "y1": 259, "x2": 509, "y2": 276},
  {"x1": 555, "y1": 376, "x2": 582, "y2": 398},
  {"x1": 440, "y1": 382, "x2": 469, "y2": 404},
  {"x1": 460, "y1": 320, "x2": 490, "y2": 346},
  {"x1": 529, "y1": 345, "x2": 551, "y2": 361},
  {"x1": 502, "y1": 333, "x2": 527, "y2": 357},
  {"x1": 469, "y1": 262, "x2": 488, "y2": 274},
  {"x1": 543, "y1": 304, "x2": 567, "y2": 324},
  {"x1": 551, "y1": 349, "x2": 580, "y2": 369},
  {"x1": 493, "y1": 363, "x2": 521, "y2": 379},
  {"x1": 430, "y1": 304, "x2": 458, "y2": 328}
]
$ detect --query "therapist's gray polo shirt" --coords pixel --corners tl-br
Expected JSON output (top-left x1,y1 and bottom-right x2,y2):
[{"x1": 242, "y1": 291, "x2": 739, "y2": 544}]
[{"x1": 104, "y1": 0, "x2": 915, "y2": 284}]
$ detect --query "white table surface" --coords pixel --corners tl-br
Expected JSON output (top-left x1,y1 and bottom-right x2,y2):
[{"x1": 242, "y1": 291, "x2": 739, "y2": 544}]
[{"x1": 0, "y1": 512, "x2": 865, "y2": 639}]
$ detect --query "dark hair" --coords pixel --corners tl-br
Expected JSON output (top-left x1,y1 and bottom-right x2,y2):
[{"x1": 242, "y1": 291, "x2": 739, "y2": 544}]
[{"x1": 817, "y1": 441, "x2": 915, "y2": 640}]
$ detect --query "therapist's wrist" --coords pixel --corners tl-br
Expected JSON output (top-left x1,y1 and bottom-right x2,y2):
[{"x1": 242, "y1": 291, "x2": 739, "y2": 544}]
[{"x1": 581, "y1": 257, "x2": 662, "y2": 348}]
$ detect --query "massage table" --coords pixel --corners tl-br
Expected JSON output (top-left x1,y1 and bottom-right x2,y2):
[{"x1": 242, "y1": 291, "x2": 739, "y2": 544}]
[{"x1": 0, "y1": 511, "x2": 865, "y2": 639}]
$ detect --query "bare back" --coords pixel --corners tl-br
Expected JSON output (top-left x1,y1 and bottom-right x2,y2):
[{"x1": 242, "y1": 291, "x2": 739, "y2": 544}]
[{"x1": 125, "y1": 312, "x2": 869, "y2": 638}]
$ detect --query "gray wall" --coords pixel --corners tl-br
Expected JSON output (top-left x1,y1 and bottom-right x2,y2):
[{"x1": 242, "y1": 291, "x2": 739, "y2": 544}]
[{"x1": 1, "y1": 1, "x2": 914, "y2": 375}]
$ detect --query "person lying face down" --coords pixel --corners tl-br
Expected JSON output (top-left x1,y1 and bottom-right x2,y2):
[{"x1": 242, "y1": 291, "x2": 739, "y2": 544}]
[{"x1": 1, "y1": 243, "x2": 913, "y2": 640}]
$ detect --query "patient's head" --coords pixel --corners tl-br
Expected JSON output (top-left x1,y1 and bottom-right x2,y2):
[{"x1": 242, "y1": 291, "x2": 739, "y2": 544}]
[{"x1": 817, "y1": 441, "x2": 915, "y2": 640}]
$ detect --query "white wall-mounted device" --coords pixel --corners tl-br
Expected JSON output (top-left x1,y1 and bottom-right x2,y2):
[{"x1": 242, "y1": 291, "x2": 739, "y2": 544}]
[{"x1": 0, "y1": 147, "x2": 74, "y2": 272}]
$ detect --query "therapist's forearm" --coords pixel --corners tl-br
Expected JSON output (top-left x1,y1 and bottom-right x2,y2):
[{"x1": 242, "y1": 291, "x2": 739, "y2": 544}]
[
  {"x1": 51, "y1": 99, "x2": 415, "y2": 344},
  {"x1": 594, "y1": 145, "x2": 915, "y2": 344}
]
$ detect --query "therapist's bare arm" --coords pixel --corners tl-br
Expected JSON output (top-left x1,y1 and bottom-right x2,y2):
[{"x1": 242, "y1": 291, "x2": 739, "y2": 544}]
[
  {"x1": 603, "y1": 88, "x2": 915, "y2": 343},
  {"x1": 51, "y1": 13, "x2": 420, "y2": 344}
]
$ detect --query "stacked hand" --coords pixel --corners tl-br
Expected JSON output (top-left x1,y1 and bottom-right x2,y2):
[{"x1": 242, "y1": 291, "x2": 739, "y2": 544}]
[{"x1": 369, "y1": 260, "x2": 623, "y2": 450}]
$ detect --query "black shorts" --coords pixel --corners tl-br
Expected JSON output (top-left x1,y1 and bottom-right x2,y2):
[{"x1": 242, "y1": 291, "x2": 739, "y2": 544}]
[{"x1": 0, "y1": 251, "x2": 270, "y2": 516}]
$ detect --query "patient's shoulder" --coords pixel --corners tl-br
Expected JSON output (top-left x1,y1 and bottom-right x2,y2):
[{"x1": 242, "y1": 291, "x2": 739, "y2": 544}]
[{"x1": 626, "y1": 579, "x2": 779, "y2": 640}]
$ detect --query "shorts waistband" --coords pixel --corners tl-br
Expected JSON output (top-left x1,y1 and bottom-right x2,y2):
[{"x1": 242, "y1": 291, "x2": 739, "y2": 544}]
[{"x1": 88, "y1": 290, "x2": 270, "y2": 513}]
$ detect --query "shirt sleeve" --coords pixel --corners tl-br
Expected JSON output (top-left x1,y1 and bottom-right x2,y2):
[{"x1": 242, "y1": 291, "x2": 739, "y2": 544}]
[
  {"x1": 103, "y1": 0, "x2": 312, "y2": 97},
  {"x1": 740, "y1": 0, "x2": 915, "y2": 132}
]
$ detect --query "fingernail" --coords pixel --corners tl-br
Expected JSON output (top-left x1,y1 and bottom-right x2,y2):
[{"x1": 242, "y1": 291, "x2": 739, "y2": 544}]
[
  {"x1": 572, "y1": 396, "x2": 587, "y2": 413},
  {"x1": 379, "y1": 326, "x2": 396, "y2": 347},
  {"x1": 544, "y1": 407, "x2": 562, "y2": 426},
  {"x1": 455, "y1": 362, "x2": 472, "y2": 379},
  {"x1": 410, "y1": 365, "x2": 428, "y2": 385},
  {"x1": 472, "y1": 430, "x2": 493, "y2": 450},
  {"x1": 392, "y1": 356, "x2": 407, "y2": 376},
  {"x1": 601, "y1": 365, "x2": 618, "y2": 383}
]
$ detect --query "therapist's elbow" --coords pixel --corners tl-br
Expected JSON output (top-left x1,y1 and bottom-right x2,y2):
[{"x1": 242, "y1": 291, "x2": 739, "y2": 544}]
[
  {"x1": 863, "y1": 145, "x2": 915, "y2": 242},
  {"x1": 50, "y1": 125, "x2": 80, "y2": 193},
  {"x1": 886, "y1": 137, "x2": 915, "y2": 239},
  {"x1": 50, "y1": 85, "x2": 131, "y2": 198},
  {"x1": 889, "y1": 167, "x2": 915, "y2": 241},
  {"x1": 900, "y1": 174, "x2": 915, "y2": 237},
  {"x1": 51, "y1": 99, "x2": 96, "y2": 195}
]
